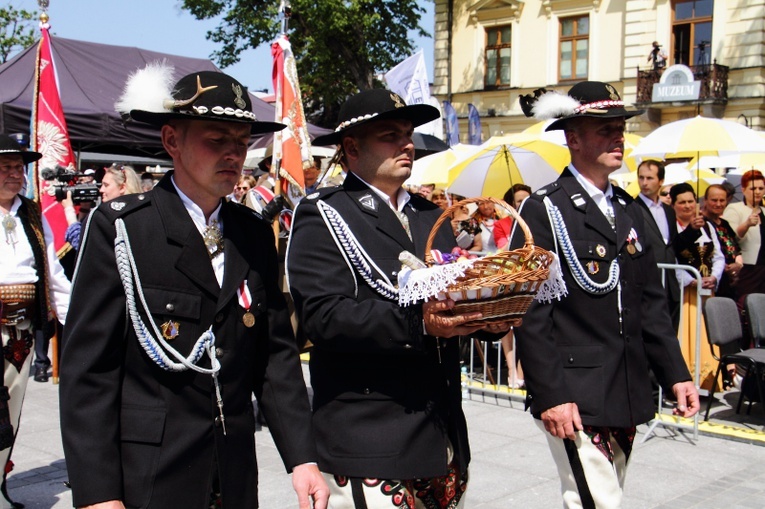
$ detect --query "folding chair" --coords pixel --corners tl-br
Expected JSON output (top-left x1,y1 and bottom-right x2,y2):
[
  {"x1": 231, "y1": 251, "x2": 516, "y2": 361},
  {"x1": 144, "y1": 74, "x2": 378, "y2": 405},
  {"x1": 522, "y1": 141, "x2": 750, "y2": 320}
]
[
  {"x1": 703, "y1": 297, "x2": 765, "y2": 420},
  {"x1": 745, "y1": 293, "x2": 765, "y2": 348}
]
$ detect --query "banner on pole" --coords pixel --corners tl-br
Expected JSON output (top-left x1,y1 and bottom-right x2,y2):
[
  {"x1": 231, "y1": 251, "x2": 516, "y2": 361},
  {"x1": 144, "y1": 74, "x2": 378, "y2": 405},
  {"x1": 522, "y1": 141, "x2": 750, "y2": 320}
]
[
  {"x1": 272, "y1": 34, "x2": 310, "y2": 201},
  {"x1": 467, "y1": 104, "x2": 482, "y2": 145},
  {"x1": 384, "y1": 49, "x2": 431, "y2": 106},
  {"x1": 32, "y1": 21, "x2": 75, "y2": 255},
  {"x1": 443, "y1": 101, "x2": 460, "y2": 146}
]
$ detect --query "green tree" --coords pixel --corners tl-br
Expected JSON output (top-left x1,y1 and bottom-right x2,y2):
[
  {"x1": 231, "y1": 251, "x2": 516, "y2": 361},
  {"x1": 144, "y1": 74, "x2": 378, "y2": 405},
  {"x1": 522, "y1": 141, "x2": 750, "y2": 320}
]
[
  {"x1": 181, "y1": 0, "x2": 427, "y2": 127},
  {"x1": 0, "y1": 5, "x2": 38, "y2": 63}
]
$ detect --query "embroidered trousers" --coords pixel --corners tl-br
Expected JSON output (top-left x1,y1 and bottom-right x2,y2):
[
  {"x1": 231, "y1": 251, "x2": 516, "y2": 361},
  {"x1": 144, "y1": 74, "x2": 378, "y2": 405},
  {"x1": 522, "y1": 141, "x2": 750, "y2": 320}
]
[
  {"x1": 536, "y1": 419, "x2": 636, "y2": 509},
  {"x1": 0, "y1": 325, "x2": 34, "y2": 509},
  {"x1": 324, "y1": 468, "x2": 467, "y2": 509}
]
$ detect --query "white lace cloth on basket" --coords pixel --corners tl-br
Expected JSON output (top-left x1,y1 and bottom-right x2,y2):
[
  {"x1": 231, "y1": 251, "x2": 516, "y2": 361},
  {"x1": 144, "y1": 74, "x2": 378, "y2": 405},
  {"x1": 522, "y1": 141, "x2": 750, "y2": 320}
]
[{"x1": 397, "y1": 259, "x2": 475, "y2": 306}]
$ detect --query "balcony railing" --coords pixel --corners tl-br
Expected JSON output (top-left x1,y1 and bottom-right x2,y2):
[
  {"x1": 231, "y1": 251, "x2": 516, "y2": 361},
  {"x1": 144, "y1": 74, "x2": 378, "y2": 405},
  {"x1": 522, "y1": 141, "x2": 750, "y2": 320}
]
[{"x1": 636, "y1": 61, "x2": 729, "y2": 105}]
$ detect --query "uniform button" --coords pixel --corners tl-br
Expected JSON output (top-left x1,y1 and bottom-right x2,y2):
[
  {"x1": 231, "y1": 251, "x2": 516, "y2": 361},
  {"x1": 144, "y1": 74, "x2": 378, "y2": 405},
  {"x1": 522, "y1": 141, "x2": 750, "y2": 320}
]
[
  {"x1": 362, "y1": 388, "x2": 371, "y2": 395},
  {"x1": 392, "y1": 270, "x2": 398, "y2": 276},
  {"x1": 165, "y1": 303, "x2": 175, "y2": 312},
  {"x1": 214, "y1": 416, "x2": 222, "y2": 427},
  {"x1": 215, "y1": 313, "x2": 224, "y2": 323},
  {"x1": 403, "y1": 343, "x2": 412, "y2": 349},
  {"x1": 568, "y1": 355, "x2": 574, "y2": 364},
  {"x1": 625, "y1": 335, "x2": 631, "y2": 343},
  {"x1": 215, "y1": 347, "x2": 224, "y2": 358},
  {"x1": 256, "y1": 302, "x2": 264, "y2": 311}
]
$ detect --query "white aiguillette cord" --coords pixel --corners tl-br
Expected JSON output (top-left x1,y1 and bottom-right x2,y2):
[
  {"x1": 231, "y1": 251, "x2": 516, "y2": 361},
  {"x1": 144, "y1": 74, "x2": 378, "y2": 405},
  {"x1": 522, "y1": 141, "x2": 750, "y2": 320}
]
[{"x1": 114, "y1": 218, "x2": 227, "y2": 434}]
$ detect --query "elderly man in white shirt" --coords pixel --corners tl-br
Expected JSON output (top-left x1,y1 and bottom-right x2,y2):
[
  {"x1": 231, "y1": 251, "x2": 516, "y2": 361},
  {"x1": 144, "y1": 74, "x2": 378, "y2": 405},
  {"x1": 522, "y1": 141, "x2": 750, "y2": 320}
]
[{"x1": 0, "y1": 133, "x2": 70, "y2": 509}]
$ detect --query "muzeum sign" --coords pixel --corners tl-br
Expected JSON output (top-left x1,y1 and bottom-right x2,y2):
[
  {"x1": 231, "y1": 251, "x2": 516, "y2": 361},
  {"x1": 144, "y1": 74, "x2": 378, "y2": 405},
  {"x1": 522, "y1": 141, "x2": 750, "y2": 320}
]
[{"x1": 652, "y1": 65, "x2": 701, "y2": 102}]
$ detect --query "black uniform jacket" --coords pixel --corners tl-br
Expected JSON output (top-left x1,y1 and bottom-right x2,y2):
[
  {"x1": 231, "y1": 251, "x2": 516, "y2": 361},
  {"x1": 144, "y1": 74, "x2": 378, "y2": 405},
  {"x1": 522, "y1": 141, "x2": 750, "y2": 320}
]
[
  {"x1": 286, "y1": 173, "x2": 469, "y2": 480},
  {"x1": 509, "y1": 169, "x2": 691, "y2": 427},
  {"x1": 634, "y1": 196, "x2": 680, "y2": 302},
  {"x1": 60, "y1": 173, "x2": 316, "y2": 509}
]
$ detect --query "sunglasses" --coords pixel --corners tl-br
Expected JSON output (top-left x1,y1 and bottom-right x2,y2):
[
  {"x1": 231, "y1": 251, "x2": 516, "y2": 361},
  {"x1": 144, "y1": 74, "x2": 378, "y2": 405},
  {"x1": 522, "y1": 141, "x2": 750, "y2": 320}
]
[{"x1": 660, "y1": 191, "x2": 669, "y2": 197}]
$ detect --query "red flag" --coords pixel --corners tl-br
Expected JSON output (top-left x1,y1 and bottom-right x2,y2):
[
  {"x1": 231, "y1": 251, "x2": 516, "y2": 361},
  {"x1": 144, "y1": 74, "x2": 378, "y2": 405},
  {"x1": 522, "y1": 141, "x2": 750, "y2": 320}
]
[
  {"x1": 271, "y1": 35, "x2": 311, "y2": 200},
  {"x1": 31, "y1": 21, "x2": 75, "y2": 255}
]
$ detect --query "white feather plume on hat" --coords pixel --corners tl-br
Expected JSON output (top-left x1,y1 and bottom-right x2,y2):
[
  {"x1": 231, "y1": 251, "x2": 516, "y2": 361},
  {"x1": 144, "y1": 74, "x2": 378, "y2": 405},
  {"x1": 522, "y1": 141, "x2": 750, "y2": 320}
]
[
  {"x1": 532, "y1": 91, "x2": 580, "y2": 120},
  {"x1": 115, "y1": 60, "x2": 176, "y2": 117}
]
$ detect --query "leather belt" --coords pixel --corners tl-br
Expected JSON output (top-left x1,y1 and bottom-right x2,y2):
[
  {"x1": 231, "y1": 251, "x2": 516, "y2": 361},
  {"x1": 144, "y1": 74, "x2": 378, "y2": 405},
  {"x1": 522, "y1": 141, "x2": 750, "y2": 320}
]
[{"x1": 0, "y1": 284, "x2": 35, "y2": 326}]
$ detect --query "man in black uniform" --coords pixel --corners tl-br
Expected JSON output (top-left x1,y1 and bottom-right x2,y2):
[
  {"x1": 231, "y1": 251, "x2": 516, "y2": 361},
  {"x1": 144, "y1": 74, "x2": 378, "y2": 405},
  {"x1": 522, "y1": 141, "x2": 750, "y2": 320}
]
[
  {"x1": 60, "y1": 69, "x2": 327, "y2": 509},
  {"x1": 287, "y1": 90, "x2": 509, "y2": 508},
  {"x1": 511, "y1": 82, "x2": 699, "y2": 508}
]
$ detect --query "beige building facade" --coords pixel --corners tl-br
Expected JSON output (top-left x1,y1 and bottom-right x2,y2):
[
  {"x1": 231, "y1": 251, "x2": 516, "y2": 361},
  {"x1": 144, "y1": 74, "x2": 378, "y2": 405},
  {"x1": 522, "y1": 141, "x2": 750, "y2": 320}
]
[{"x1": 433, "y1": 0, "x2": 765, "y2": 140}]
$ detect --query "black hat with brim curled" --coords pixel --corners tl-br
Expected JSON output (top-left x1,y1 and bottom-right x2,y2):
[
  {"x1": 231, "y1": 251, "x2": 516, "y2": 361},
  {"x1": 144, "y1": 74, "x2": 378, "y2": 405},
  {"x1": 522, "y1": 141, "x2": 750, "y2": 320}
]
[
  {"x1": 312, "y1": 89, "x2": 440, "y2": 146},
  {"x1": 519, "y1": 81, "x2": 644, "y2": 132},
  {"x1": 0, "y1": 134, "x2": 42, "y2": 165},
  {"x1": 119, "y1": 66, "x2": 285, "y2": 135}
]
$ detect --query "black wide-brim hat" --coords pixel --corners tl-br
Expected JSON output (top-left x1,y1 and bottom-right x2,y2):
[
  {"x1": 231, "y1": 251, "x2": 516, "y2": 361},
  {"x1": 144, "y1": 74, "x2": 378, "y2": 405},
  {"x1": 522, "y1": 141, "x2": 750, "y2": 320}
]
[
  {"x1": 313, "y1": 89, "x2": 440, "y2": 146},
  {"x1": 543, "y1": 81, "x2": 644, "y2": 131},
  {"x1": 127, "y1": 70, "x2": 285, "y2": 135},
  {"x1": 0, "y1": 134, "x2": 42, "y2": 164}
]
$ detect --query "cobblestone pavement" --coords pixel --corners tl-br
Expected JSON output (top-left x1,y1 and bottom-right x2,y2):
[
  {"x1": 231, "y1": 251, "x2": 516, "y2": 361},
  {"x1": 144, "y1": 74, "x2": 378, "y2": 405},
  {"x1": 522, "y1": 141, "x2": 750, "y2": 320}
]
[{"x1": 7, "y1": 369, "x2": 765, "y2": 508}]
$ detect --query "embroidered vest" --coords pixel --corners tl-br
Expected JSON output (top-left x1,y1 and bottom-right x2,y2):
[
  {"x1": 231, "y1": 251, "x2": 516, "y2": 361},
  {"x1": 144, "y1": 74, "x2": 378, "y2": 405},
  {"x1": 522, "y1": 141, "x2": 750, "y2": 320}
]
[{"x1": 16, "y1": 196, "x2": 53, "y2": 334}]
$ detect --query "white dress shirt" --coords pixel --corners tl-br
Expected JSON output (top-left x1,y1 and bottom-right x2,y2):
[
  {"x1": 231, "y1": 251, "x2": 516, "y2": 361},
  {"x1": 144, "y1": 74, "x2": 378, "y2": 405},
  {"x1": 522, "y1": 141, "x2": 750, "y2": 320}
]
[
  {"x1": 0, "y1": 196, "x2": 71, "y2": 323},
  {"x1": 637, "y1": 193, "x2": 671, "y2": 244},
  {"x1": 172, "y1": 178, "x2": 225, "y2": 287}
]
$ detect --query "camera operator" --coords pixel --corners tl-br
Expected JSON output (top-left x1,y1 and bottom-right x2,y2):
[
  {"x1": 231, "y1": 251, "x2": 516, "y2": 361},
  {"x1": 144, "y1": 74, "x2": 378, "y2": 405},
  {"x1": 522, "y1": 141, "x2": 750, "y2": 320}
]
[{"x1": 647, "y1": 41, "x2": 668, "y2": 71}]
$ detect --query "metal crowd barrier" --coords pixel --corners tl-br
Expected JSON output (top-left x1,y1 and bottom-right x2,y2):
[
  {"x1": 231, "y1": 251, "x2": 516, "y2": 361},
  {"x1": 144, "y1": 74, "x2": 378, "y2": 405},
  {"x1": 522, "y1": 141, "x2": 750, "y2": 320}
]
[{"x1": 461, "y1": 262, "x2": 705, "y2": 443}]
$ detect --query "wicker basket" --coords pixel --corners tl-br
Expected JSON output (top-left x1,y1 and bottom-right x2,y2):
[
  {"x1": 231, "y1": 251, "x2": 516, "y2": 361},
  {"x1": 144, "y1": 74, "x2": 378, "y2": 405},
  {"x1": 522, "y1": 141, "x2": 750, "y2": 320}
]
[{"x1": 424, "y1": 197, "x2": 554, "y2": 326}]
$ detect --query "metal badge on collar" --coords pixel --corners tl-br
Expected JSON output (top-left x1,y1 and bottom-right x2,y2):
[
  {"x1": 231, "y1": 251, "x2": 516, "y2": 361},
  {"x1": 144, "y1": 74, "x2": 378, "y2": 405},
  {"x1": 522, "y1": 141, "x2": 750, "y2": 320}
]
[
  {"x1": 571, "y1": 193, "x2": 586, "y2": 207},
  {"x1": 359, "y1": 194, "x2": 377, "y2": 211},
  {"x1": 110, "y1": 201, "x2": 126, "y2": 211},
  {"x1": 306, "y1": 192, "x2": 320, "y2": 200}
]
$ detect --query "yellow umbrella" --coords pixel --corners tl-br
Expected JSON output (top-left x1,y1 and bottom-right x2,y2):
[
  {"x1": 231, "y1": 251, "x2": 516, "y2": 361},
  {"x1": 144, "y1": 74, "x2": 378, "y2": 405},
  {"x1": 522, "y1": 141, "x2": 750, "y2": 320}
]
[
  {"x1": 632, "y1": 116, "x2": 765, "y2": 159},
  {"x1": 404, "y1": 144, "x2": 479, "y2": 187},
  {"x1": 446, "y1": 135, "x2": 569, "y2": 198}
]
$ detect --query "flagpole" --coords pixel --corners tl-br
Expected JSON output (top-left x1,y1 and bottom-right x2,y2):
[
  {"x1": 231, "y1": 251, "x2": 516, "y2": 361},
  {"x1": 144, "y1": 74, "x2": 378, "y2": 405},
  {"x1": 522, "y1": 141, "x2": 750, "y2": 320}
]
[
  {"x1": 269, "y1": 1, "x2": 292, "y2": 250},
  {"x1": 36, "y1": 0, "x2": 60, "y2": 385}
]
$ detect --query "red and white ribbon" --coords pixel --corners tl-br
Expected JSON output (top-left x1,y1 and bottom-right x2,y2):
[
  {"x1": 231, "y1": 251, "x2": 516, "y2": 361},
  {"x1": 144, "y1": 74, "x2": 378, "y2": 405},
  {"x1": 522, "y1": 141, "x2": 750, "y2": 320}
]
[{"x1": 237, "y1": 281, "x2": 252, "y2": 310}]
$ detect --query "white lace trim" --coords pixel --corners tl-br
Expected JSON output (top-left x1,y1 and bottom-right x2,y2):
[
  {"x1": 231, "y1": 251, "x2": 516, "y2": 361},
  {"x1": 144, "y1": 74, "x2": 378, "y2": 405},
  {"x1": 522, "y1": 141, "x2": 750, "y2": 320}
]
[{"x1": 397, "y1": 260, "x2": 475, "y2": 306}]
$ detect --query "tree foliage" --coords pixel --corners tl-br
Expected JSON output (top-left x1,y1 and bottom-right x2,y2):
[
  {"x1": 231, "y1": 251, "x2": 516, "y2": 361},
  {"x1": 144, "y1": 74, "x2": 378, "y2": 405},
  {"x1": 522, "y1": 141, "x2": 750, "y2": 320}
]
[
  {"x1": 0, "y1": 5, "x2": 38, "y2": 64},
  {"x1": 180, "y1": 0, "x2": 427, "y2": 127}
]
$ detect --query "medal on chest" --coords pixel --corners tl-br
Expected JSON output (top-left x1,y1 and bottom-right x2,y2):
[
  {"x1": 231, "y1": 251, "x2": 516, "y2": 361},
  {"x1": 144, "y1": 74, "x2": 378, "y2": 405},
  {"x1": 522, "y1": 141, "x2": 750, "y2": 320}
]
[
  {"x1": 237, "y1": 281, "x2": 255, "y2": 328},
  {"x1": 2, "y1": 213, "x2": 17, "y2": 246}
]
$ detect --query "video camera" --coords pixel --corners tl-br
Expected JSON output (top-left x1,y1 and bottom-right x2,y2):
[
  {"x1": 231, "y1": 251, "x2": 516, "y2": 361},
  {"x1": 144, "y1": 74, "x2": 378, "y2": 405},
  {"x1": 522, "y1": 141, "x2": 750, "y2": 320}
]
[{"x1": 41, "y1": 165, "x2": 100, "y2": 204}]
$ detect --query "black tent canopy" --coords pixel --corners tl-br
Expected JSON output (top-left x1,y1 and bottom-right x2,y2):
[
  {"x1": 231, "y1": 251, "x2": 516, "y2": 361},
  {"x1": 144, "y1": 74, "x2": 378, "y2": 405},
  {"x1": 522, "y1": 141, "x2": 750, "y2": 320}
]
[{"x1": 0, "y1": 36, "x2": 329, "y2": 158}]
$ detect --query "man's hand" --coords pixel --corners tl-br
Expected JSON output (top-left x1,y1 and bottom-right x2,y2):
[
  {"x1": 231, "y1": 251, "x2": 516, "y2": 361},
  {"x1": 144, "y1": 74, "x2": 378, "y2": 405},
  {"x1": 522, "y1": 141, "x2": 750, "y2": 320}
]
[
  {"x1": 423, "y1": 299, "x2": 483, "y2": 338},
  {"x1": 671, "y1": 381, "x2": 700, "y2": 418},
  {"x1": 80, "y1": 501, "x2": 125, "y2": 509},
  {"x1": 292, "y1": 463, "x2": 329, "y2": 509},
  {"x1": 541, "y1": 402, "x2": 582, "y2": 440},
  {"x1": 688, "y1": 215, "x2": 706, "y2": 230},
  {"x1": 700, "y1": 276, "x2": 717, "y2": 290}
]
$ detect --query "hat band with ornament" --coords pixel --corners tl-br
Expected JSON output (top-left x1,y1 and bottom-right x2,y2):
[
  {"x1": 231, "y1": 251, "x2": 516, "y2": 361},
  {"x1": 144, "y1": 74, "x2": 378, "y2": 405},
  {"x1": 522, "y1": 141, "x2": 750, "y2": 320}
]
[
  {"x1": 518, "y1": 81, "x2": 643, "y2": 131},
  {"x1": 116, "y1": 62, "x2": 284, "y2": 135},
  {"x1": 313, "y1": 89, "x2": 439, "y2": 146}
]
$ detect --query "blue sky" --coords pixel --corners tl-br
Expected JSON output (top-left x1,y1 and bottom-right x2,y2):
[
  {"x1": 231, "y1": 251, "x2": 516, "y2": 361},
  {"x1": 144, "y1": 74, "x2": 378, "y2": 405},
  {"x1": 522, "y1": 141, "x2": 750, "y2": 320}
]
[{"x1": 11, "y1": 0, "x2": 435, "y2": 93}]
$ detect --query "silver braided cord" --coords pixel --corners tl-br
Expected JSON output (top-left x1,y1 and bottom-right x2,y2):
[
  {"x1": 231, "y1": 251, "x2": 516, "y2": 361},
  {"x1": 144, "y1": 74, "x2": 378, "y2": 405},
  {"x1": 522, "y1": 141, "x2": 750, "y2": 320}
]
[
  {"x1": 317, "y1": 200, "x2": 398, "y2": 301},
  {"x1": 543, "y1": 197, "x2": 620, "y2": 295},
  {"x1": 113, "y1": 218, "x2": 220, "y2": 375}
]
